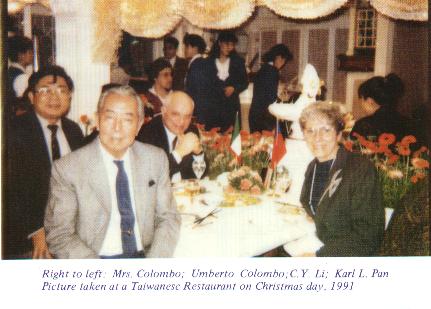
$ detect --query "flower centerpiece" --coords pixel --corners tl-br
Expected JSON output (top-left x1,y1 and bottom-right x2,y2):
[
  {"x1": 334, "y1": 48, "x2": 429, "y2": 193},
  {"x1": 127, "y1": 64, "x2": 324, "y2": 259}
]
[
  {"x1": 346, "y1": 133, "x2": 429, "y2": 210},
  {"x1": 225, "y1": 165, "x2": 264, "y2": 195},
  {"x1": 197, "y1": 125, "x2": 273, "y2": 179}
]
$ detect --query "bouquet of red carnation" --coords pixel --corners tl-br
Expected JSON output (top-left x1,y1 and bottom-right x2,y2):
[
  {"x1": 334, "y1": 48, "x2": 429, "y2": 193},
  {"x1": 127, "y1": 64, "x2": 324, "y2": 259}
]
[{"x1": 346, "y1": 133, "x2": 429, "y2": 209}]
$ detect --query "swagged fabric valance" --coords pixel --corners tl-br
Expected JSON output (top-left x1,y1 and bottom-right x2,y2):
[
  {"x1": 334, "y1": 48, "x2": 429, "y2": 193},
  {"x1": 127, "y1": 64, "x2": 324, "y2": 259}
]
[{"x1": 8, "y1": 0, "x2": 429, "y2": 63}]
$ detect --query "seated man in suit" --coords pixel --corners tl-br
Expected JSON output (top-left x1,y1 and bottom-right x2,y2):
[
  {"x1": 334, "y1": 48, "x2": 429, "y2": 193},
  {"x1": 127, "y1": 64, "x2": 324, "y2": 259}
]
[
  {"x1": 137, "y1": 91, "x2": 207, "y2": 182},
  {"x1": 5, "y1": 65, "x2": 84, "y2": 259},
  {"x1": 162, "y1": 36, "x2": 188, "y2": 91},
  {"x1": 44, "y1": 85, "x2": 180, "y2": 259}
]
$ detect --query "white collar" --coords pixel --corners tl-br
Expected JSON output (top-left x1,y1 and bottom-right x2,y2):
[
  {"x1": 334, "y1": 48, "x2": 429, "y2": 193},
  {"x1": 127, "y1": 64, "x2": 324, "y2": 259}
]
[
  {"x1": 9, "y1": 62, "x2": 27, "y2": 72},
  {"x1": 98, "y1": 138, "x2": 131, "y2": 162},
  {"x1": 35, "y1": 112, "x2": 62, "y2": 129},
  {"x1": 189, "y1": 54, "x2": 202, "y2": 67}
]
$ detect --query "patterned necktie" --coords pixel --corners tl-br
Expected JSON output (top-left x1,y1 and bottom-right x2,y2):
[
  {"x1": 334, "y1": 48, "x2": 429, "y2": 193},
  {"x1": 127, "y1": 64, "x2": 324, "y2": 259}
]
[
  {"x1": 113, "y1": 160, "x2": 138, "y2": 255},
  {"x1": 47, "y1": 124, "x2": 60, "y2": 161}
]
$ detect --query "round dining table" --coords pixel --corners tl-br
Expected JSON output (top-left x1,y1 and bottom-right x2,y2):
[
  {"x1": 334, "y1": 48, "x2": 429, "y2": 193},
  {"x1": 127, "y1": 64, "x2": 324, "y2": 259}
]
[{"x1": 172, "y1": 178, "x2": 322, "y2": 257}]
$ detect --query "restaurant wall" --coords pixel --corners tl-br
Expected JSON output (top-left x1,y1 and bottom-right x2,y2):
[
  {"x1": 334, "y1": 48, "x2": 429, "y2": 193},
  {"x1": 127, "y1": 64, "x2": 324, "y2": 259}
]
[{"x1": 391, "y1": 20, "x2": 428, "y2": 117}]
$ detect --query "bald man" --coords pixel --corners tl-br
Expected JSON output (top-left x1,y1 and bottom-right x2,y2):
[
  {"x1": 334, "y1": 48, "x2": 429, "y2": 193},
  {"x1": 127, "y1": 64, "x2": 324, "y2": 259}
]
[{"x1": 136, "y1": 91, "x2": 207, "y2": 182}]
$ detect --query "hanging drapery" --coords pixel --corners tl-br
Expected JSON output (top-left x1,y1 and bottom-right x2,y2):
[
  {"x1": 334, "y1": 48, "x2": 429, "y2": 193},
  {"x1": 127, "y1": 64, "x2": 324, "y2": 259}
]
[
  {"x1": 262, "y1": 0, "x2": 350, "y2": 19},
  {"x1": 181, "y1": 0, "x2": 255, "y2": 29},
  {"x1": 119, "y1": 0, "x2": 182, "y2": 38},
  {"x1": 370, "y1": 0, "x2": 428, "y2": 21},
  {"x1": 92, "y1": 0, "x2": 122, "y2": 63}
]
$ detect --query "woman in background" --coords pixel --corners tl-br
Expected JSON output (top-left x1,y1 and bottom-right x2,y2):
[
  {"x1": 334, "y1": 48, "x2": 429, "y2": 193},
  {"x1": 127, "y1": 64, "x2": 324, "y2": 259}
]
[
  {"x1": 249, "y1": 44, "x2": 292, "y2": 133},
  {"x1": 350, "y1": 73, "x2": 420, "y2": 143},
  {"x1": 205, "y1": 31, "x2": 248, "y2": 131}
]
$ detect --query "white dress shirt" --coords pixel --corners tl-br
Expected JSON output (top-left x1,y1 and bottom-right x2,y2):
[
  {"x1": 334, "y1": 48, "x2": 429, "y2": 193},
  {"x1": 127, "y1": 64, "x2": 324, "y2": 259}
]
[
  {"x1": 163, "y1": 125, "x2": 205, "y2": 183},
  {"x1": 35, "y1": 113, "x2": 72, "y2": 162},
  {"x1": 215, "y1": 58, "x2": 230, "y2": 81},
  {"x1": 168, "y1": 56, "x2": 176, "y2": 67},
  {"x1": 98, "y1": 143, "x2": 143, "y2": 256},
  {"x1": 148, "y1": 87, "x2": 172, "y2": 108},
  {"x1": 9, "y1": 62, "x2": 32, "y2": 97}
]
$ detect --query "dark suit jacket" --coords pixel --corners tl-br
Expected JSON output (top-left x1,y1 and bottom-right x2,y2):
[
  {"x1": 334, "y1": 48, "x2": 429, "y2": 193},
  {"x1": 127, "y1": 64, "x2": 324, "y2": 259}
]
[
  {"x1": 172, "y1": 56, "x2": 188, "y2": 91},
  {"x1": 4, "y1": 110, "x2": 83, "y2": 257},
  {"x1": 300, "y1": 147, "x2": 385, "y2": 257},
  {"x1": 206, "y1": 54, "x2": 249, "y2": 131},
  {"x1": 249, "y1": 63, "x2": 279, "y2": 132},
  {"x1": 185, "y1": 57, "x2": 212, "y2": 126},
  {"x1": 136, "y1": 115, "x2": 207, "y2": 180}
]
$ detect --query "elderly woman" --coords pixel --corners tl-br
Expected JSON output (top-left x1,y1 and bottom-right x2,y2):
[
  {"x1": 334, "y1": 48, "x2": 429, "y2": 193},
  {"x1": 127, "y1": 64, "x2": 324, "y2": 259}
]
[{"x1": 299, "y1": 101, "x2": 384, "y2": 256}]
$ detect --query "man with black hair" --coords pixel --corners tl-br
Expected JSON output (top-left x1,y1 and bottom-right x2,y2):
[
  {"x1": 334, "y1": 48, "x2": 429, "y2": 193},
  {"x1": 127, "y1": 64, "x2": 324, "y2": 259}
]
[
  {"x1": 162, "y1": 36, "x2": 188, "y2": 91},
  {"x1": 7, "y1": 35, "x2": 34, "y2": 114},
  {"x1": 8, "y1": 36, "x2": 33, "y2": 98},
  {"x1": 4, "y1": 65, "x2": 83, "y2": 259},
  {"x1": 183, "y1": 33, "x2": 209, "y2": 125}
]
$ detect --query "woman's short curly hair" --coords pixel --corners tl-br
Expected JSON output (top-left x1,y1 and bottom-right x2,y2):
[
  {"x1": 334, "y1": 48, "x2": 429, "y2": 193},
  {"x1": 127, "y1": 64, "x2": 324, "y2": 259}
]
[{"x1": 299, "y1": 101, "x2": 345, "y2": 134}]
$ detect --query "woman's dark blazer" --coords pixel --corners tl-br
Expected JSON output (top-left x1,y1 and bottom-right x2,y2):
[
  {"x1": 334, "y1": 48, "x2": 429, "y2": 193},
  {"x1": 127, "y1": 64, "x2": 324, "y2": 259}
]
[
  {"x1": 300, "y1": 146, "x2": 385, "y2": 257},
  {"x1": 249, "y1": 63, "x2": 279, "y2": 133},
  {"x1": 206, "y1": 53, "x2": 248, "y2": 131}
]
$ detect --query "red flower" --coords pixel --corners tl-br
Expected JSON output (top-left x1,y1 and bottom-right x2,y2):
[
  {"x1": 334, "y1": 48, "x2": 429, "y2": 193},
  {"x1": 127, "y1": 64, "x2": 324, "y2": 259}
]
[
  {"x1": 80, "y1": 114, "x2": 90, "y2": 125},
  {"x1": 240, "y1": 178, "x2": 252, "y2": 191},
  {"x1": 377, "y1": 144, "x2": 389, "y2": 154},
  {"x1": 413, "y1": 146, "x2": 429, "y2": 158},
  {"x1": 411, "y1": 175, "x2": 418, "y2": 184},
  {"x1": 343, "y1": 140, "x2": 354, "y2": 152},
  {"x1": 411, "y1": 158, "x2": 429, "y2": 169},
  {"x1": 363, "y1": 140, "x2": 378, "y2": 153},
  {"x1": 378, "y1": 133, "x2": 396, "y2": 145},
  {"x1": 210, "y1": 127, "x2": 221, "y2": 134},
  {"x1": 400, "y1": 135, "x2": 417, "y2": 146},
  {"x1": 387, "y1": 154, "x2": 399, "y2": 165},
  {"x1": 397, "y1": 143, "x2": 411, "y2": 156}
]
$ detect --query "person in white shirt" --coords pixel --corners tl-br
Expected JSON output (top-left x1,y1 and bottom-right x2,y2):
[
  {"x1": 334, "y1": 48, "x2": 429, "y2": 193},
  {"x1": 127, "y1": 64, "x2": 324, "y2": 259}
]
[
  {"x1": 7, "y1": 35, "x2": 34, "y2": 115},
  {"x1": 137, "y1": 91, "x2": 207, "y2": 182}
]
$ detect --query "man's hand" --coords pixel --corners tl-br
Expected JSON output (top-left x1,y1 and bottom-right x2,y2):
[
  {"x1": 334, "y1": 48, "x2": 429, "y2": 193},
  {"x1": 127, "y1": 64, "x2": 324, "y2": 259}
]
[
  {"x1": 224, "y1": 86, "x2": 235, "y2": 98},
  {"x1": 32, "y1": 228, "x2": 52, "y2": 259},
  {"x1": 175, "y1": 132, "x2": 201, "y2": 158}
]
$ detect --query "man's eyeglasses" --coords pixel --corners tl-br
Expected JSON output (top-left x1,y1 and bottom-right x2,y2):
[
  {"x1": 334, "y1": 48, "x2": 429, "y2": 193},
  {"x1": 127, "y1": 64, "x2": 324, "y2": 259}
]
[{"x1": 34, "y1": 86, "x2": 70, "y2": 96}]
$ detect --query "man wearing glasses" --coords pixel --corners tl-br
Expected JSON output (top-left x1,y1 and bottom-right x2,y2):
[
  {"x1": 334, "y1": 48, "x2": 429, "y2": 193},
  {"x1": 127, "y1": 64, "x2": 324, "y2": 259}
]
[{"x1": 4, "y1": 65, "x2": 83, "y2": 259}]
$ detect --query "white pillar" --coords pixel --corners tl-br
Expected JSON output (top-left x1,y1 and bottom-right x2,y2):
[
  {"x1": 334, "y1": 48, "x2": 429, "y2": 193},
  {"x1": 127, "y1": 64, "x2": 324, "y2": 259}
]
[
  {"x1": 23, "y1": 5, "x2": 32, "y2": 38},
  {"x1": 374, "y1": 13, "x2": 394, "y2": 76},
  {"x1": 51, "y1": 0, "x2": 110, "y2": 125}
]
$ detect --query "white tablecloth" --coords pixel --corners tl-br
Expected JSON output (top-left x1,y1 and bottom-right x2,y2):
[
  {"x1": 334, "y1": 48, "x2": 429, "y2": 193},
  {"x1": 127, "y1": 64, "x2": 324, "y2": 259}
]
[{"x1": 173, "y1": 179, "x2": 318, "y2": 257}]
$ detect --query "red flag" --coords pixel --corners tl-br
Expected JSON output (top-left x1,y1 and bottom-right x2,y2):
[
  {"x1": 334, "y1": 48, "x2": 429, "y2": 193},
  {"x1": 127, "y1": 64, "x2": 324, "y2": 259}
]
[{"x1": 271, "y1": 125, "x2": 286, "y2": 169}]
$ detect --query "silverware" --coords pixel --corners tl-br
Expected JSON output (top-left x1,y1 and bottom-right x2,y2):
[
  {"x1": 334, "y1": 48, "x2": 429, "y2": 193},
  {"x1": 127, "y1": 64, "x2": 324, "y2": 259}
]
[{"x1": 193, "y1": 208, "x2": 221, "y2": 225}]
